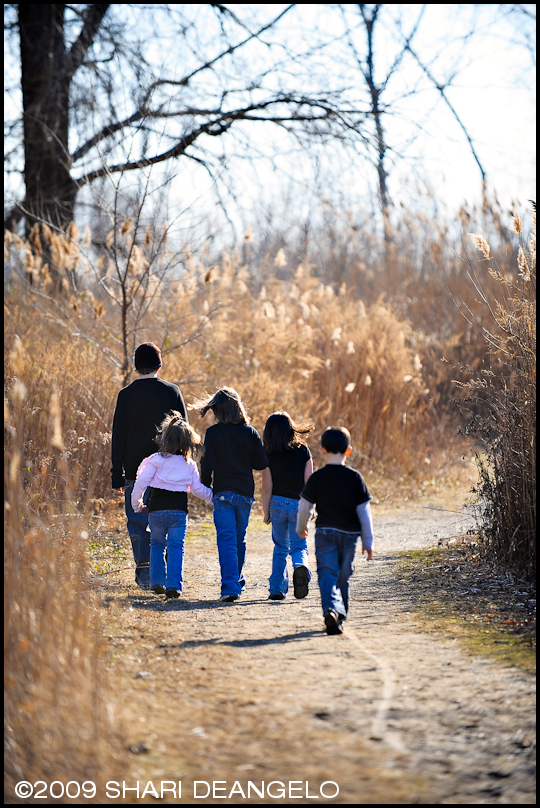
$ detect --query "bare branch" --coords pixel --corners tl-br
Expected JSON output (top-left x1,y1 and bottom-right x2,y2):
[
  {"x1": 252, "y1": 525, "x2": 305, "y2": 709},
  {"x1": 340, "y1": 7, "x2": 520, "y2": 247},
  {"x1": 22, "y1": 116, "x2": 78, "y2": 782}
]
[
  {"x1": 67, "y1": 4, "x2": 111, "y2": 77},
  {"x1": 404, "y1": 43, "x2": 487, "y2": 182},
  {"x1": 74, "y1": 98, "x2": 344, "y2": 185},
  {"x1": 70, "y1": 5, "x2": 296, "y2": 164}
]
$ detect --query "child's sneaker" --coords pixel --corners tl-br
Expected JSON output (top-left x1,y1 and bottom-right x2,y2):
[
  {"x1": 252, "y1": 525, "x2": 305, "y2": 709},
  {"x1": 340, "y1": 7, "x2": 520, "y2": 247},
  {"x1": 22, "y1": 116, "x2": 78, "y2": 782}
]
[
  {"x1": 219, "y1": 594, "x2": 238, "y2": 602},
  {"x1": 324, "y1": 609, "x2": 344, "y2": 635},
  {"x1": 293, "y1": 566, "x2": 309, "y2": 599},
  {"x1": 165, "y1": 588, "x2": 180, "y2": 600},
  {"x1": 268, "y1": 592, "x2": 285, "y2": 600},
  {"x1": 151, "y1": 584, "x2": 166, "y2": 595}
]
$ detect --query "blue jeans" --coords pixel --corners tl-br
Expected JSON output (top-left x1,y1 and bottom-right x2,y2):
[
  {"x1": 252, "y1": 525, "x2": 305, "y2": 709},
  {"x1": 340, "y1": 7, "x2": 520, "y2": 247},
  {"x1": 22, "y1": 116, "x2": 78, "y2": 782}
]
[
  {"x1": 268, "y1": 496, "x2": 311, "y2": 596},
  {"x1": 315, "y1": 528, "x2": 359, "y2": 619},
  {"x1": 213, "y1": 492, "x2": 254, "y2": 597},
  {"x1": 148, "y1": 510, "x2": 188, "y2": 592},
  {"x1": 124, "y1": 480, "x2": 151, "y2": 586}
]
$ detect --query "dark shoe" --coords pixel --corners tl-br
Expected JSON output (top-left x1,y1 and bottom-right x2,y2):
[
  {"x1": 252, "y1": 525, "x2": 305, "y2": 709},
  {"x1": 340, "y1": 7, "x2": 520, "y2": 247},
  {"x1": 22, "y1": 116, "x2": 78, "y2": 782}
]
[
  {"x1": 151, "y1": 584, "x2": 166, "y2": 595},
  {"x1": 268, "y1": 592, "x2": 285, "y2": 600},
  {"x1": 293, "y1": 566, "x2": 309, "y2": 599},
  {"x1": 219, "y1": 594, "x2": 238, "y2": 602},
  {"x1": 165, "y1": 588, "x2": 180, "y2": 600},
  {"x1": 324, "y1": 609, "x2": 344, "y2": 635},
  {"x1": 135, "y1": 566, "x2": 150, "y2": 589}
]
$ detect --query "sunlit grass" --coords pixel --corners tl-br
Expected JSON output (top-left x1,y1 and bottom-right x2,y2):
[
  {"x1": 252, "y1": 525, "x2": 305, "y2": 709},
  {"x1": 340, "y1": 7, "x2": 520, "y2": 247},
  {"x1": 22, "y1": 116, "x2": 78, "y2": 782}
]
[
  {"x1": 4, "y1": 200, "x2": 534, "y2": 788},
  {"x1": 397, "y1": 547, "x2": 536, "y2": 675}
]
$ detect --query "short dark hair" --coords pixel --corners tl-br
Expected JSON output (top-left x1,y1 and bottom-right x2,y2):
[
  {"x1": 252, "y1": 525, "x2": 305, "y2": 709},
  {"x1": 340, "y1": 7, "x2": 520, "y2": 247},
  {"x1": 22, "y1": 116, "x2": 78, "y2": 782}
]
[
  {"x1": 263, "y1": 411, "x2": 314, "y2": 455},
  {"x1": 198, "y1": 387, "x2": 249, "y2": 424},
  {"x1": 155, "y1": 411, "x2": 203, "y2": 459},
  {"x1": 321, "y1": 426, "x2": 351, "y2": 455},
  {"x1": 134, "y1": 342, "x2": 162, "y2": 373}
]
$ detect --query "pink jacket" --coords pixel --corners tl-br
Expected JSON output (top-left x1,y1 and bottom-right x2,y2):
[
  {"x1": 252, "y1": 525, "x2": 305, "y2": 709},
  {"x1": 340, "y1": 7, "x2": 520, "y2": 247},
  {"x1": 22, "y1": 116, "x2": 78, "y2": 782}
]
[{"x1": 131, "y1": 452, "x2": 213, "y2": 512}]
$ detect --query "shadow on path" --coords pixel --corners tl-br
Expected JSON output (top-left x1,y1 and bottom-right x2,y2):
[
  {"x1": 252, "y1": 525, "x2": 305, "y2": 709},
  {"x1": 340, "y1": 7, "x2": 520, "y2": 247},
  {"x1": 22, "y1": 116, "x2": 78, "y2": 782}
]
[
  {"x1": 157, "y1": 629, "x2": 322, "y2": 651},
  {"x1": 124, "y1": 594, "x2": 303, "y2": 612}
]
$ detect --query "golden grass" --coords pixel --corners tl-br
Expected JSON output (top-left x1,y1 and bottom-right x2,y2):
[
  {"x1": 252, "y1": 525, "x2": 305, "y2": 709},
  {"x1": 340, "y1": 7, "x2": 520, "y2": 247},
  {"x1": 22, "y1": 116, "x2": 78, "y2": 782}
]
[
  {"x1": 4, "y1": 211, "x2": 482, "y2": 503},
  {"x1": 457, "y1": 205, "x2": 536, "y2": 578},
  {"x1": 4, "y1": 357, "x2": 123, "y2": 798},
  {"x1": 4, "y1": 200, "x2": 533, "y2": 791}
]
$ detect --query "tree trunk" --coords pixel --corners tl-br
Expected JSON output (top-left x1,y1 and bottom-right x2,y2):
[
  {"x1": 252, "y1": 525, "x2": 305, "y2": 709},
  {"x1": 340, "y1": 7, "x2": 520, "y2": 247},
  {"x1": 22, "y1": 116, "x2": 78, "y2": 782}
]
[
  {"x1": 19, "y1": 5, "x2": 78, "y2": 234},
  {"x1": 360, "y1": 5, "x2": 391, "y2": 245}
]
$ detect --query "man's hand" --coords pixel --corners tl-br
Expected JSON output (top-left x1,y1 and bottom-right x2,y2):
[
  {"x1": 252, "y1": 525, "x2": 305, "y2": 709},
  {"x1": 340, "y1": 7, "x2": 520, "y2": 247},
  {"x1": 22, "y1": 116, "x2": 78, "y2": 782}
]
[
  {"x1": 362, "y1": 548, "x2": 373, "y2": 561},
  {"x1": 297, "y1": 529, "x2": 308, "y2": 539},
  {"x1": 263, "y1": 513, "x2": 271, "y2": 525}
]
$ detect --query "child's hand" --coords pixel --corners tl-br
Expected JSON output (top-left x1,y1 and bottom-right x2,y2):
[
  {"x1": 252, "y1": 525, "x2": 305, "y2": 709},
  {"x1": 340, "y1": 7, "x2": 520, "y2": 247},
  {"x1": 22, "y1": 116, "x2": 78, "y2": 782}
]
[
  {"x1": 362, "y1": 548, "x2": 373, "y2": 561},
  {"x1": 297, "y1": 529, "x2": 308, "y2": 539}
]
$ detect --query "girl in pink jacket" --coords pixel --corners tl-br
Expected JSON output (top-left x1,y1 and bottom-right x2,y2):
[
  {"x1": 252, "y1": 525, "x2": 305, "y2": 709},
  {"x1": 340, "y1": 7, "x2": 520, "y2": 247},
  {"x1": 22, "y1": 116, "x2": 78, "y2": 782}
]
[{"x1": 131, "y1": 411, "x2": 212, "y2": 599}]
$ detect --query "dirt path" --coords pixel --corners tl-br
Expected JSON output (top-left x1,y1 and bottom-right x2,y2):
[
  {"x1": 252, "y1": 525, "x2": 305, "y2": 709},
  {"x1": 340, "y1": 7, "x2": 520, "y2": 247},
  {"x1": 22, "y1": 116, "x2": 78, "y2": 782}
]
[{"x1": 95, "y1": 503, "x2": 535, "y2": 804}]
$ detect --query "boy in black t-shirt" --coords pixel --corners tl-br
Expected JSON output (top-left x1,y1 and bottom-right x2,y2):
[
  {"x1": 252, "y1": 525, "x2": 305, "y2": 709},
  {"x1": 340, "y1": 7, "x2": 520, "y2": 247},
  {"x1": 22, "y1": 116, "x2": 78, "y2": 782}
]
[{"x1": 296, "y1": 427, "x2": 374, "y2": 635}]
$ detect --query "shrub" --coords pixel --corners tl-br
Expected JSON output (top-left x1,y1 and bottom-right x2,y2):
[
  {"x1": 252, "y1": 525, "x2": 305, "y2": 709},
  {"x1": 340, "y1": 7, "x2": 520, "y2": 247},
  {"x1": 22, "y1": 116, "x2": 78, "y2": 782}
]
[{"x1": 457, "y1": 205, "x2": 536, "y2": 579}]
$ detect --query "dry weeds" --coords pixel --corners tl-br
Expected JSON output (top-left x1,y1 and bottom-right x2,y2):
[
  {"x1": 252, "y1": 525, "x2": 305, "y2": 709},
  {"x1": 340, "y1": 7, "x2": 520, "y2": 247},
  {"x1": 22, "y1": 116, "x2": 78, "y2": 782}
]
[{"x1": 4, "y1": 201, "x2": 535, "y2": 800}]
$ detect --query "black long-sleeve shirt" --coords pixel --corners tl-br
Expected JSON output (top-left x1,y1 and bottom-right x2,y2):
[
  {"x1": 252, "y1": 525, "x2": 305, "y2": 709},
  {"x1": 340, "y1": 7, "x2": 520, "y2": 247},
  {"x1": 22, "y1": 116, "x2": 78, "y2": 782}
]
[
  {"x1": 110, "y1": 377, "x2": 187, "y2": 488},
  {"x1": 200, "y1": 422, "x2": 268, "y2": 497}
]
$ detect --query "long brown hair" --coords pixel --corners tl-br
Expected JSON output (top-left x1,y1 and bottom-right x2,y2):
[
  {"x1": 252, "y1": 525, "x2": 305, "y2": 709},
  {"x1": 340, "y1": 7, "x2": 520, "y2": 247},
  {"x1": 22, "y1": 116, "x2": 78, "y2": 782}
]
[
  {"x1": 195, "y1": 387, "x2": 250, "y2": 425},
  {"x1": 263, "y1": 411, "x2": 314, "y2": 454}
]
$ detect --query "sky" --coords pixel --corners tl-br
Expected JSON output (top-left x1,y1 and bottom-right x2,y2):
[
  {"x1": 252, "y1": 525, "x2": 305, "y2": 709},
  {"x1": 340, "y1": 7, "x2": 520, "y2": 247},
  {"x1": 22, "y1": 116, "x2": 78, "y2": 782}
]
[
  {"x1": 3, "y1": 4, "x2": 537, "y2": 238},
  {"x1": 152, "y1": 3, "x2": 537, "y2": 236},
  {"x1": 241, "y1": 3, "x2": 537, "y2": 215},
  {"x1": 384, "y1": 3, "x2": 536, "y2": 212}
]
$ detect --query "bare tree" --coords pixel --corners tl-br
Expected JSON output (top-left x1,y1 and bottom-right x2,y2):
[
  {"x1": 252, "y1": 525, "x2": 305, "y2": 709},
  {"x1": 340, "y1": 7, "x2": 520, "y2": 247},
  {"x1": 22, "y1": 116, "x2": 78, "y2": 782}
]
[
  {"x1": 4, "y1": 4, "x2": 535, "y2": 248},
  {"x1": 4, "y1": 4, "x2": 367, "y2": 235},
  {"x1": 340, "y1": 4, "x2": 427, "y2": 240},
  {"x1": 336, "y1": 3, "x2": 494, "y2": 243},
  {"x1": 4, "y1": 163, "x2": 221, "y2": 385}
]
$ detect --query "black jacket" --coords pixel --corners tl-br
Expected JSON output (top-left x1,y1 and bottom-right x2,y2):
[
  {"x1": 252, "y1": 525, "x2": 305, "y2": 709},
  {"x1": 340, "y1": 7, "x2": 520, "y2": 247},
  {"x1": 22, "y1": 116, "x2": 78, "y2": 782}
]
[{"x1": 110, "y1": 377, "x2": 187, "y2": 488}]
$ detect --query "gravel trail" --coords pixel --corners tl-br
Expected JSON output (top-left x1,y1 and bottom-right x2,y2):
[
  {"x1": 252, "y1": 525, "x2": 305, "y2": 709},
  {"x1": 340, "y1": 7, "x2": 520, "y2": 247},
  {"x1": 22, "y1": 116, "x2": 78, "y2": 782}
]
[{"x1": 98, "y1": 503, "x2": 535, "y2": 804}]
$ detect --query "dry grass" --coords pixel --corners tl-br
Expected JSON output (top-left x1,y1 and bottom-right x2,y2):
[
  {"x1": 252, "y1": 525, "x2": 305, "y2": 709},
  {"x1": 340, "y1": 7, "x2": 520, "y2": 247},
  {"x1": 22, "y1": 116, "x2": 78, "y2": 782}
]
[
  {"x1": 4, "y1": 350, "x2": 123, "y2": 799},
  {"x1": 397, "y1": 542, "x2": 536, "y2": 674},
  {"x1": 4, "y1": 200, "x2": 532, "y2": 791},
  {"x1": 4, "y1": 209, "x2": 482, "y2": 503},
  {"x1": 455, "y1": 205, "x2": 536, "y2": 579}
]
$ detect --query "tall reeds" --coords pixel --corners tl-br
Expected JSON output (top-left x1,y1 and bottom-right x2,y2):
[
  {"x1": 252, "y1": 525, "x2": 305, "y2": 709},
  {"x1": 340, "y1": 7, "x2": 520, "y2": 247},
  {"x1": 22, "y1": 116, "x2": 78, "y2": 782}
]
[
  {"x1": 5, "y1": 219, "x2": 463, "y2": 499},
  {"x1": 5, "y1": 200, "x2": 528, "y2": 787},
  {"x1": 457, "y1": 205, "x2": 536, "y2": 578},
  {"x1": 4, "y1": 339, "x2": 118, "y2": 795}
]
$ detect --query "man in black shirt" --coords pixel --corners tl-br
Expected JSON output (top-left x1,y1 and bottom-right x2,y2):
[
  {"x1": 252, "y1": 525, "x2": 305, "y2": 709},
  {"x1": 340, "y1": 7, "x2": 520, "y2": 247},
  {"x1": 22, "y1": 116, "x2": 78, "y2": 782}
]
[
  {"x1": 296, "y1": 427, "x2": 374, "y2": 634},
  {"x1": 111, "y1": 343, "x2": 187, "y2": 587}
]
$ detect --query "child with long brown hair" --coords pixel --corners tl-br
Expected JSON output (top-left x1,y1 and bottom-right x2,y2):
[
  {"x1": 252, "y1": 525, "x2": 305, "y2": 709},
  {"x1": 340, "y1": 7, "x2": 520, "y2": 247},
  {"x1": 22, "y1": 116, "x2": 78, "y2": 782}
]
[
  {"x1": 262, "y1": 411, "x2": 314, "y2": 600},
  {"x1": 131, "y1": 411, "x2": 212, "y2": 599},
  {"x1": 197, "y1": 388, "x2": 272, "y2": 602}
]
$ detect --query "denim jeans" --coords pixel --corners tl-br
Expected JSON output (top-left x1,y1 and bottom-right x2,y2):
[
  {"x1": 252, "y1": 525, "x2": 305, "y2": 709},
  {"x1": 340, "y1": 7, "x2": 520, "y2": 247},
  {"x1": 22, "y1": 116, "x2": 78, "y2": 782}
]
[
  {"x1": 124, "y1": 480, "x2": 151, "y2": 586},
  {"x1": 148, "y1": 510, "x2": 188, "y2": 592},
  {"x1": 315, "y1": 528, "x2": 359, "y2": 619},
  {"x1": 213, "y1": 491, "x2": 254, "y2": 597},
  {"x1": 268, "y1": 495, "x2": 311, "y2": 596}
]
